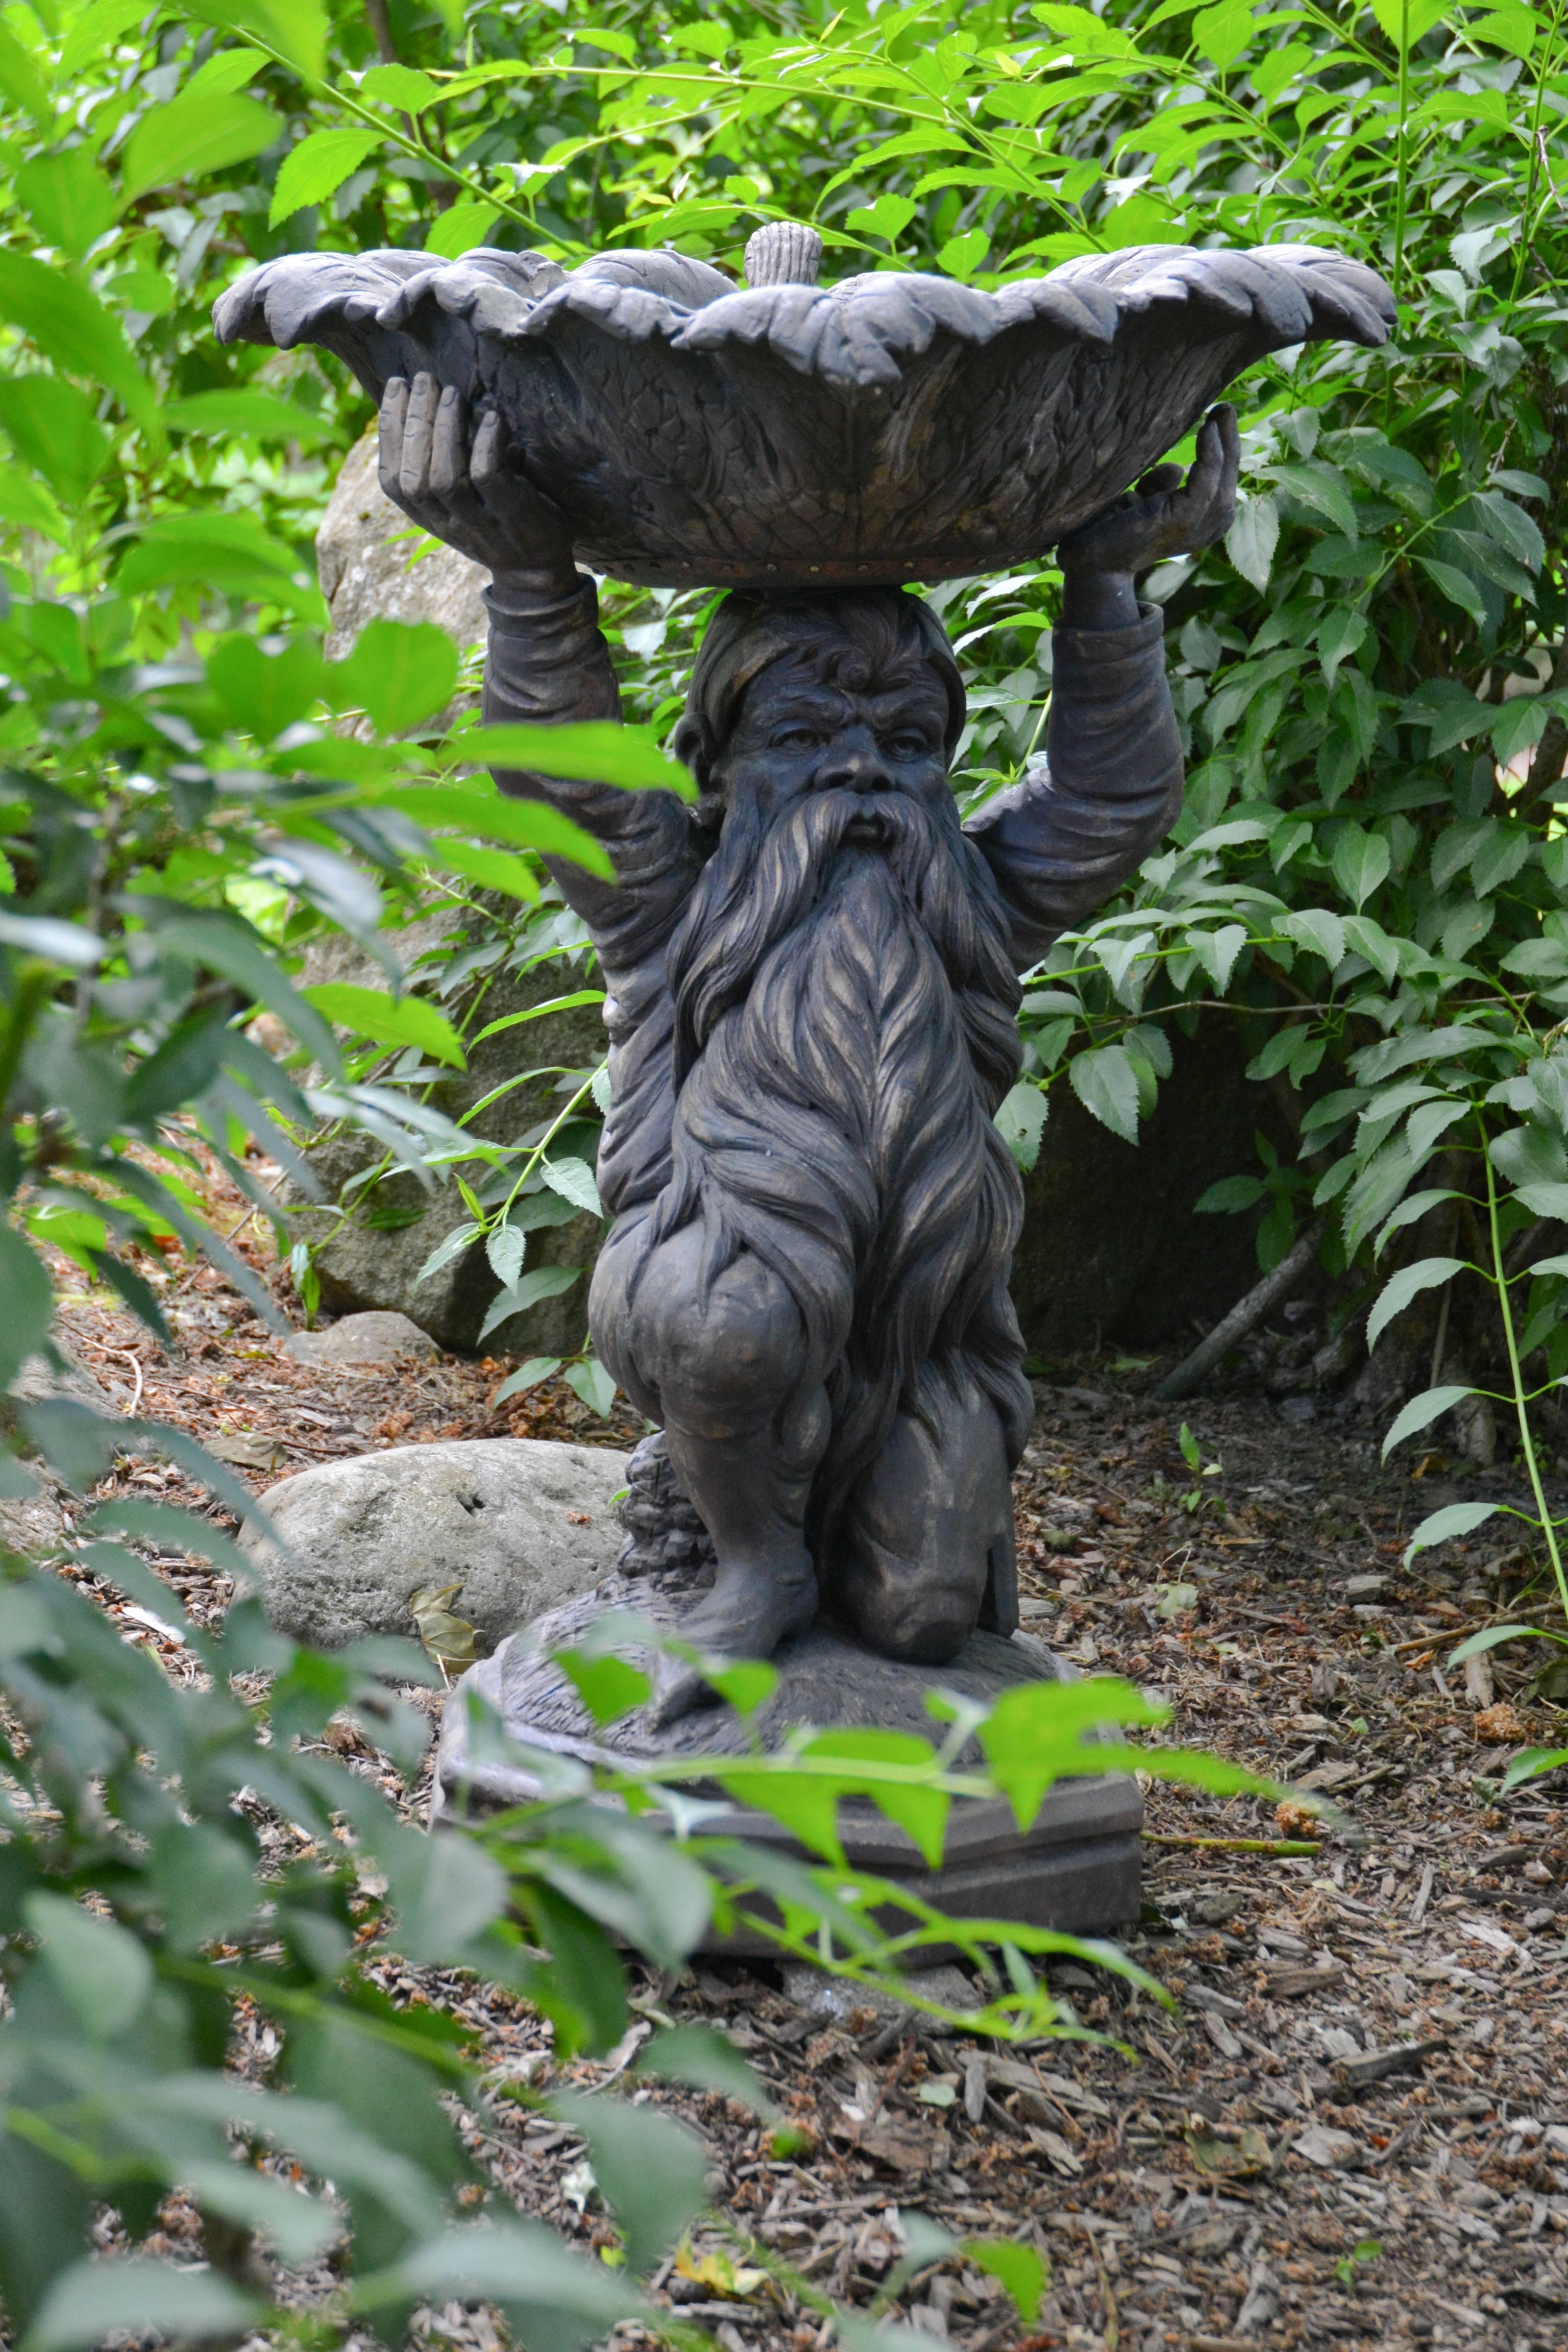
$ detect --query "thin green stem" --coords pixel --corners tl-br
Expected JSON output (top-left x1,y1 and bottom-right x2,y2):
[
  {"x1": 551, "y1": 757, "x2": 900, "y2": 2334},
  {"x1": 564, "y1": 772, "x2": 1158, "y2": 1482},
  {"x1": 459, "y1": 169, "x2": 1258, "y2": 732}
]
[
  {"x1": 1481, "y1": 1114, "x2": 1568, "y2": 1628},
  {"x1": 1391, "y1": 0, "x2": 1411, "y2": 312}
]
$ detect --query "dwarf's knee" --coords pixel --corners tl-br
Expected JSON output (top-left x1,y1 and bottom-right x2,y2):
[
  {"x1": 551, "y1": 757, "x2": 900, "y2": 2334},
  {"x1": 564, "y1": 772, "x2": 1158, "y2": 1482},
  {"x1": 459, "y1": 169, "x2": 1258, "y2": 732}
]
[{"x1": 597, "y1": 1222, "x2": 807, "y2": 1439}]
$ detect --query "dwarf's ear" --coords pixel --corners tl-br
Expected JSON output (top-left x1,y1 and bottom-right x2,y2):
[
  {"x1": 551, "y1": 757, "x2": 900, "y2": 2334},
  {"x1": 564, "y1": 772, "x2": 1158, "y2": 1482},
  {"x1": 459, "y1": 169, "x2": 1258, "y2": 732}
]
[{"x1": 672, "y1": 711, "x2": 711, "y2": 791}]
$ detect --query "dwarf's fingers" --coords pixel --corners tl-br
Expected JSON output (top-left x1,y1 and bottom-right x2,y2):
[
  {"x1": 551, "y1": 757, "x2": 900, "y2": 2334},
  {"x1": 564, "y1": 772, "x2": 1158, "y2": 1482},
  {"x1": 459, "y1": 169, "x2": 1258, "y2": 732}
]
[
  {"x1": 378, "y1": 377, "x2": 410, "y2": 502},
  {"x1": 471, "y1": 407, "x2": 504, "y2": 498},
  {"x1": 1137, "y1": 463, "x2": 1185, "y2": 498},
  {"x1": 399, "y1": 372, "x2": 438, "y2": 503},
  {"x1": 429, "y1": 383, "x2": 468, "y2": 501}
]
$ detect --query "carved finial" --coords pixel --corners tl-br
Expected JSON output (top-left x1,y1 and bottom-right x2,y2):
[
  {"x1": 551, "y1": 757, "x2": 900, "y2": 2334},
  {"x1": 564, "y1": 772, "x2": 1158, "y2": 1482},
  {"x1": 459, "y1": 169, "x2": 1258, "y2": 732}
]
[{"x1": 744, "y1": 221, "x2": 823, "y2": 289}]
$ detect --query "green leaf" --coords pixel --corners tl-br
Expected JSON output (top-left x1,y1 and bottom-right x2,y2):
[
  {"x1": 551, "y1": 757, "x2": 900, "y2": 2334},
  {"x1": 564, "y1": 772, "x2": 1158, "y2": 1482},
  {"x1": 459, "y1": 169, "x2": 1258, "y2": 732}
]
[
  {"x1": 1331, "y1": 826, "x2": 1391, "y2": 911},
  {"x1": 1192, "y1": 0, "x2": 1252, "y2": 64},
  {"x1": 383, "y1": 788, "x2": 615, "y2": 877},
  {"x1": 0, "y1": 378, "x2": 108, "y2": 504},
  {"x1": 1416, "y1": 555, "x2": 1487, "y2": 627},
  {"x1": 937, "y1": 227, "x2": 990, "y2": 278},
  {"x1": 800, "y1": 1728, "x2": 949, "y2": 1868},
  {"x1": 268, "y1": 126, "x2": 385, "y2": 226},
  {"x1": 1271, "y1": 460, "x2": 1358, "y2": 539},
  {"x1": 491, "y1": 1355, "x2": 562, "y2": 1404},
  {"x1": 0, "y1": 16, "x2": 52, "y2": 125},
  {"x1": 478, "y1": 1266, "x2": 582, "y2": 1345},
  {"x1": 474, "y1": 721, "x2": 696, "y2": 798},
  {"x1": 1069, "y1": 1043, "x2": 1140, "y2": 1143},
  {"x1": 14, "y1": 151, "x2": 117, "y2": 260},
  {"x1": 184, "y1": 0, "x2": 327, "y2": 81},
  {"x1": 1448, "y1": 1623, "x2": 1567, "y2": 1667},
  {"x1": 1370, "y1": 0, "x2": 1450, "y2": 46},
  {"x1": 1317, "y1": 606, "x2": 1368, "y2": 688},
  {"x1": 1225, "y1": 494, "x2": 1278, "y2": 591},
  {"x1": 425, "y1": 200, "x2": 503, "y2": 259},
  {"x1": 361, "y1": 61, "x2": 442, "y2": 108},
  {"x1": 429, "y1": 839, "x2": 540, "y2": 900},
  {"x1": 121, "y1": 92, "x2": 282, "y2": 201},
  {"x1": 165, "y1": 388, "x2": 329, "y2": 444},
  {"x1": 563, "y1": 1356, "x2": 618, "y2": 1417},
  {"x1": 1282, "y1": 907, "x2": 1345, "y2": 970},
  {"x1": 846, "y1": 192, "x2": 917, "y2": 244},
  {"x1": 208, "y1": 632, "x2": 326, "y2": 740},
  {"x1": 185, "y1": 43, "x2": 269, "y2": 94},
  {"x1": 979, "y1": 1677, "x2": 1165, "y2": 1828},
  {"x1": 542, "y1": 1156, "x2": 603, "y2": 1216},
  {"x1": 1381, "y1": 1384, "x2": 1479, "y2": 1459},
  {"x1": 0, "y1": 254, "x2": 158, "y2": 439},
  {"x1": 302, "y1": 983, "x2": 465, "y2": 1069},
  {"x1": 637, "y1": 2023, "x2": 776, "y2": 2118},
  {"x1": 370, "y1": 2219, "x2": 648, "y2": 2328},
  {"x1": 1403, "y1": 1499, "x2": 1500, "y2": 1567},
  {"x1": 0, "y1": 1226, "x2": 55, "y2": 1391},
  {"x1": 554, "y1": 1648, "x2": 650, "y2": 1724},
  {"x1": 23, "y1": 1891, "x2": 152, "y2": 2038},
  {"x1": 964, "y1": 2239, "x2": 1046, "y2": 2324},
  {"x1": 995, "y1": 1080, "x2": 1048, "y2": 1170},
  {"x1": 330, "y1": 617, "x2": 458, "y2": 733},
  {"x1": 1366, "y1": 1256, "x2": 1465, "y2": 1353},
  {"x1": 25, "y1": 2261, "x2": 262, "y2": 2352},
  {"x1": 116, "y1": 512, "x2": 322, "y2": 619}
]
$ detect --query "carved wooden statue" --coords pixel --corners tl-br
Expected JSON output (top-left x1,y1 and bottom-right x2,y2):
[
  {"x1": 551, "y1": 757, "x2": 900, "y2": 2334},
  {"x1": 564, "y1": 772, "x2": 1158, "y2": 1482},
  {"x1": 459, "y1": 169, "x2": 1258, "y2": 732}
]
[{"x1": 217, "y1": 228, "x2": 1393, "y2": 1730}]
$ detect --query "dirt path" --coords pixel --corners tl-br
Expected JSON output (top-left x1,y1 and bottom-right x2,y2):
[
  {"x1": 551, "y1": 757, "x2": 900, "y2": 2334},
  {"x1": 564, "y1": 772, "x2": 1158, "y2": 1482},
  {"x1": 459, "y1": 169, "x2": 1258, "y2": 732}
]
[{"x1": 33, "y1": 1170, "x2": 1568, "y2": 2352}]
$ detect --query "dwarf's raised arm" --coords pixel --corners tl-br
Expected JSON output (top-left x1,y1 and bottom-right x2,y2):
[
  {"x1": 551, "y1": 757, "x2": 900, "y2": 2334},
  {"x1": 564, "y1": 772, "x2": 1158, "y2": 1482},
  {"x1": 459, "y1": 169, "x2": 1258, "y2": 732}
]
[
  {"x1": 481, "y1": 564, "x2": 696, "y2": 970},
  {"x1": 962, "y1": 608, "x2": 1183, "y2": 971},
  {"x1": 376, "y1": 374, "x2": 698, "y2": 969}
]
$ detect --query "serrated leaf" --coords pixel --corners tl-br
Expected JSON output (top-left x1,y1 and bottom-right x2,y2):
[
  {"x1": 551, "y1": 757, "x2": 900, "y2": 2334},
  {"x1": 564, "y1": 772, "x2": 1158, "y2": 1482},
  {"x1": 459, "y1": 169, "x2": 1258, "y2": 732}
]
[
  {"x1": 269, "y1": 126, "x2": 385, "y2": 226},
  {"x1": 14, "y1": 151, "x2": 117, "y2": 260},
  {"x1": 1381, "y1": 1384, "x2": 1479, "y2": 1459},
  {"x1": 1331, "y1": 826, "x2": 1391, "y2": 912},
  {"x1": 964, "y1": 2238, "x2": 1046, "y2": 2324},
  {"x1": 542, "y1": 1156, "x2": 603, "y2": 1216},
  {"x1": 425, "y1": 200, "x2": 502, "y2": 259},
  {"x1": 564, "y1": 1356, "x2": 618, "y2": 1417},
  {"x1": 1403, "y1": 1499, "x2": 1501, "y2": 1566},
  {"x1": 475, "y1": 721, "x2": 696, "y2": 798},
  {"x1": 0, "y1": 253, "x2": 158, "y2": 438},
  {"x1": 1417, "y1": 555, "x2": 1487, "y2": 626},
  {"x1": 1225, "y1": 494, "x2": 1279, "y2": 590},
  {"x1": 491, "y1": 1355, "x2": 563, "y2": 1404},
  {"x1": 995, "y1": 1080, "x2": 1048, "y2": 1169},
  {"x1": 361, "y1": 61, "x2": 442, "y2": 109},
  {"x1": 1068, "y1": 1043, "x2": 1140, "y2": 1143},
  {"x1": 548, "y1": 2094, "x2": 708, "y2": 2276},
  {"x1": 1366, "y1": 1256, "x2": 1465, "y2": 1353}
]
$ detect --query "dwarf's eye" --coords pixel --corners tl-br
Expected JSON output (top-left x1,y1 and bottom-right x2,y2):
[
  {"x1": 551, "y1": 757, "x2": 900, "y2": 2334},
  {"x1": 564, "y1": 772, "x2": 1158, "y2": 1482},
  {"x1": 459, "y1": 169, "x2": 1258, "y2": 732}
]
[
  {"x1": 885, "y1": 729, "x2": 930, "y2": 758},
  {"x1": 770, "y1": 725, "x2": 822, "y2": 751}
]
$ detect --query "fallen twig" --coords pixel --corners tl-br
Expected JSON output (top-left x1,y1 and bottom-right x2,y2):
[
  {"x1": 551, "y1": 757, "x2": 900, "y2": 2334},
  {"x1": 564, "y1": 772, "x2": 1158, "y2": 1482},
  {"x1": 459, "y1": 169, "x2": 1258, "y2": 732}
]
[
  {"x1": 1153, "y1": 1220, "x2": 1324, "y2": 1402},
  {"x1": 1142, "y1": 1832, "x2": 1320, "y2": 1855}
]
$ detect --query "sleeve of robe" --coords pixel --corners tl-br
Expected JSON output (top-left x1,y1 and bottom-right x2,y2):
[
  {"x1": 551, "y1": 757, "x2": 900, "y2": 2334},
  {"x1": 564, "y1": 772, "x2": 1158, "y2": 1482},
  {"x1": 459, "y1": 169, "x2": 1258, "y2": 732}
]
[
  {"x1": 479, "y1": 566, "x2": 700, "y2": 1215},
  {"x1": 962, "y1": 604, "x2": 1184, "y2": 972}
]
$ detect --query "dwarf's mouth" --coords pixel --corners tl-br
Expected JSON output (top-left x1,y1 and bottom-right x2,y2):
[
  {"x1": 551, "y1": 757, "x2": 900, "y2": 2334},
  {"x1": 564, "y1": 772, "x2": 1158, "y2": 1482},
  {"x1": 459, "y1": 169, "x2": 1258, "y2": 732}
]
[{"x1": 843, "y1": 813, "x2": 887, "y2": 845}]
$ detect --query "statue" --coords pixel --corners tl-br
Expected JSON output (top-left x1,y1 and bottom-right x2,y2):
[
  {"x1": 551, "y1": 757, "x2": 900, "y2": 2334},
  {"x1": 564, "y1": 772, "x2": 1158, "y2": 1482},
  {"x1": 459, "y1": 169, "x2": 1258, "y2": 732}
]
[{"x1": 217, "y1": 231, "x2": 1392, "y2": 1815}]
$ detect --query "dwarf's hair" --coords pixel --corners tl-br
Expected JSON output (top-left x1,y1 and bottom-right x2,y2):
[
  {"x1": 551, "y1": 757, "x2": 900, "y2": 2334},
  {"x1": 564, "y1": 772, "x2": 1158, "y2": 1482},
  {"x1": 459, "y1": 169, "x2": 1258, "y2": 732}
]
[{"x1": 672, "y1": 587, "x2": 966, "y2": 789}]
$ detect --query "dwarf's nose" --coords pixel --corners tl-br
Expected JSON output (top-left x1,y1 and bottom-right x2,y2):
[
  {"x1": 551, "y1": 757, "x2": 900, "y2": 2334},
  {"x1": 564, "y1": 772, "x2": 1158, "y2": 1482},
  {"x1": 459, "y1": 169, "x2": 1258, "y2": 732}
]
[{"x1": 815, "y1": 727, "x2": 890, "y2": 795}]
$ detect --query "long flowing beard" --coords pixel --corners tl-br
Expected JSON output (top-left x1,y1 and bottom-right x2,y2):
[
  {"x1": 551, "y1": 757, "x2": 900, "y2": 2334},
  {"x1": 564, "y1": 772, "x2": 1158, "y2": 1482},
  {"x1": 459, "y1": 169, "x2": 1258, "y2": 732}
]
[{"x1": 645, "y1": 785, "x2": 1033, "y2": 1546}]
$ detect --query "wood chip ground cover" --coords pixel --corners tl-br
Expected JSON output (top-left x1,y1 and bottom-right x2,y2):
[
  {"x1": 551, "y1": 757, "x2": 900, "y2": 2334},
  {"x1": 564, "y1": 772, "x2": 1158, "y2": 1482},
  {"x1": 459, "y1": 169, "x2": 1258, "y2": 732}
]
[{"x1": 21, "y1": 1161, "x2": 1568, "y2": 2352}]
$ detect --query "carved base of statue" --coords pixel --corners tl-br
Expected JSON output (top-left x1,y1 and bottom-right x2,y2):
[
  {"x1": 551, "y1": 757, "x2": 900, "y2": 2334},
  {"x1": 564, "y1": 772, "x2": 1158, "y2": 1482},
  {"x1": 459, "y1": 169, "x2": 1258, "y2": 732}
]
[{"x1": 432, "y1": 1434, "x2": 1143, "y2": 1946}]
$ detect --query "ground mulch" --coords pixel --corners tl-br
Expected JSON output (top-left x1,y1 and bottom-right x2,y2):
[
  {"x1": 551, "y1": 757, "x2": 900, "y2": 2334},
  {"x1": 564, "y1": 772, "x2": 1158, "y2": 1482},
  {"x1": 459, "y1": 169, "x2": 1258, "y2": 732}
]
[{"x1": 24, "y1": 1157, "x2": 1568, "y2": 2352}]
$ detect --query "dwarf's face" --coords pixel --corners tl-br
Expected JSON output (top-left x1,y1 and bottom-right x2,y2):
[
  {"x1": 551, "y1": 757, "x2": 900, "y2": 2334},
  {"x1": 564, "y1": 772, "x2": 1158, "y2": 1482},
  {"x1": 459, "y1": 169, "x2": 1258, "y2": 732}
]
[{"x1": 709, "y1": 653, "x2": 953, "y2": 841}]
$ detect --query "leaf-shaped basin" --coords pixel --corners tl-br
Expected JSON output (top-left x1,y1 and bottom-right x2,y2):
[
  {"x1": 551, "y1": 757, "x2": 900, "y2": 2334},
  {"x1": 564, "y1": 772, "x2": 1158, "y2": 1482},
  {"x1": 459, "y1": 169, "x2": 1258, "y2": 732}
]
[{"x1": 214, "y1": 238, "x2": 1392, "y2": 591}]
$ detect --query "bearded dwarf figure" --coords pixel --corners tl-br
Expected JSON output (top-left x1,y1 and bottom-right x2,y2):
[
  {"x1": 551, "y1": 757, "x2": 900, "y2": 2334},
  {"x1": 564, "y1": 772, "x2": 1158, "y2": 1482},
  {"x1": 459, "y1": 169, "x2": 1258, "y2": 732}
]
[{"x1": 378, "y1": 372, "x2": 1239, "y2": 1724}]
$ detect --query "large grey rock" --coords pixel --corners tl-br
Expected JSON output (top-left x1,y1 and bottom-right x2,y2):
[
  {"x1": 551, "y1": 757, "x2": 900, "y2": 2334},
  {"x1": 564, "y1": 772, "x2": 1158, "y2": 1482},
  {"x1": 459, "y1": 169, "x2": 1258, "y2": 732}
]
[
  {"x1": 317, "y1": 428, "x2": 488, "y2": 663},
  {"x1": 238, "y1": 1437, "x2": 631, "y2": 1651},
  {"x1": 283, "y1": 1311, "x2": 437, "y2": 1366}
]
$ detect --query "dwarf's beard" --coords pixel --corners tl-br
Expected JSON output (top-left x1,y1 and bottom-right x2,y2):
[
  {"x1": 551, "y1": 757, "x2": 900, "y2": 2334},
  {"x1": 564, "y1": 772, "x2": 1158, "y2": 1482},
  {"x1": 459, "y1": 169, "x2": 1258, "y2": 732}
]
[
  {"x1": 648, "y1": 780, "x2": 1032, "y2": 1551},
  {"x1": 667, "y1": 783, "x2": 1022, "y2": 1105}
]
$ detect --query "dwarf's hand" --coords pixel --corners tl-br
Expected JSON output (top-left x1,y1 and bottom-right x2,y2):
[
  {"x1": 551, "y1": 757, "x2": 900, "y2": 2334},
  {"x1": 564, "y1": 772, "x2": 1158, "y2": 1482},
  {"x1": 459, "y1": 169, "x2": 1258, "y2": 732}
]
[
  {"x1": 1057, "y1": 403, "x2": 1240, "y2": 583},
  {"x1": 377, "y1": 373, "x2": 573, "y2": 575}
]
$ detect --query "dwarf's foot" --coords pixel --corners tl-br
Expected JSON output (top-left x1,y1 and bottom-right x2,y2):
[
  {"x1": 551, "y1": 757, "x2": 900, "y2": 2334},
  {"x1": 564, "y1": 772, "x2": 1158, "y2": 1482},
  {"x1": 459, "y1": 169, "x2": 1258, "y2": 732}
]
[{"x1": 649, "y1": 1553, "x2": 818, "y2": 1729}]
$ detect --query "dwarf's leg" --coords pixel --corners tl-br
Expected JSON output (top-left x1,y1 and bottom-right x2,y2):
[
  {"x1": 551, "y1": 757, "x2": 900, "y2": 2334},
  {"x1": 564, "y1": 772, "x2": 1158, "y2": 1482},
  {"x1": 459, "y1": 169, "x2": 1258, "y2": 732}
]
[
  {"x1": 832, "y1": 1381, "x2": 1016, "y2": 1664},
  {"x1": 591, "y1": 1211, "x2": 831, "y2": 1721}
]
